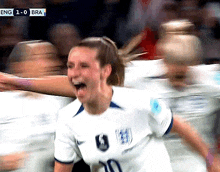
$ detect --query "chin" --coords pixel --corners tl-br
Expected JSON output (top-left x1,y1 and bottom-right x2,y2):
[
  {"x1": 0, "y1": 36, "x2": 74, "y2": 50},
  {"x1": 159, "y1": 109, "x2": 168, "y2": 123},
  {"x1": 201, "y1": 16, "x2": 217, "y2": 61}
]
[
  {"x1": 77, "y1": 95, "x2": 91, "y2": 104},
  {"x1": 77, "y1": 95, "x2": 85, "y2": 101}
]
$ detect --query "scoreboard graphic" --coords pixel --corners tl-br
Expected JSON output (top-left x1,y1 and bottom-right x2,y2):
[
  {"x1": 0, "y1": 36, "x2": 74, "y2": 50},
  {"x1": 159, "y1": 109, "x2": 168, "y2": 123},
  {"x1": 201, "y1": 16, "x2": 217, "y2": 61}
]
[{"x1": 0, "y1": 8, "x2": 46, "y2": 17}]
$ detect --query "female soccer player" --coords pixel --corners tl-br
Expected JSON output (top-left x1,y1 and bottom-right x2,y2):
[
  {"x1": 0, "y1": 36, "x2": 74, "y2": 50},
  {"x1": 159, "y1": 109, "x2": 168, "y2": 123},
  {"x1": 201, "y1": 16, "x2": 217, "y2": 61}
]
[
  {"x1": 54, "y1": 37, "x2": 220, "y2": 172},
  {"x1": 146, "y1": 26, "x2": 220, "y2": 172}
]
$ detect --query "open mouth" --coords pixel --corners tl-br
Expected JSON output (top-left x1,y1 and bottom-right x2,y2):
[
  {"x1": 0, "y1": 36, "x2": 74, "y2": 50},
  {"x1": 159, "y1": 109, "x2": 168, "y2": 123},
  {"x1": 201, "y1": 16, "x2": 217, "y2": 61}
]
[
  {"x1": 74, "y1": 82, "x2": 87, "y2": 91},
  {"x1": 175, "y1": 75, "x2": 186, "y2": 80}
]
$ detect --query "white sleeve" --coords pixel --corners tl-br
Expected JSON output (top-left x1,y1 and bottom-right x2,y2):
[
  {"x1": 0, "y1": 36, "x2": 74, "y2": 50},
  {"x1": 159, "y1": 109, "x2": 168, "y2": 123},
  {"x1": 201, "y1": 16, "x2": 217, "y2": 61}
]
[
  {"x1": 54, "y1": 116, "x2": 81, "y2": 164},
  {"x1": 201, "y1": 71, "x2": 220, "y2": 98},
  {"x1": 148, "y1": 98, "x2": 173, "y2": 137}
]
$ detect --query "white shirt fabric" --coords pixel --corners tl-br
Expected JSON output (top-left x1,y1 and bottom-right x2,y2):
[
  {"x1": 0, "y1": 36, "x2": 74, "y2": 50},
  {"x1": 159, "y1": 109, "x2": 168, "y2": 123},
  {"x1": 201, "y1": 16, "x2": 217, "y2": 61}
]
[
  {"x1": 55, "y1": 86, "x2": 173, "y2": 172},
  {"x1": 124, "y1": 59, "x2": 164, "y2": 89},
  {"x1": 194, "y1": 64, "x2": 220, "y2": 86},
  {"x1": 0, "y1": 91, "x2": 72, "y2": 172},
  {"x1": 0, "y1": 92, "x2": 29, "y2": 156}
]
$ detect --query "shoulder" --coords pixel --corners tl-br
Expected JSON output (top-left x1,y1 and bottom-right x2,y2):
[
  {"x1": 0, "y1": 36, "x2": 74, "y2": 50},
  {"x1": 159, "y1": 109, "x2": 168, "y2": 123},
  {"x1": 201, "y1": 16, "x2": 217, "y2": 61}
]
[
  {"x1": 190, "y1": 64, "x2": 220, "y2": 85},
  {"x1": 125, "y1": 60, "x2": 164, "y2": 76},
  {"x1": 112, "y1": 86, "x2": 157, "y2": 110},
  {"x1": 145, "y1": 78, "x2": 171, "y2": 96},
  {"x1": 0, "y1": 91, "x2": 27, "y2": 106},
  {"x1": 58, "y1": 99, "x2": 81, "y2": 120},
  {"x1": 0, "y1": 91, "x2": 27, "y2": 119},
  {"x1": 0, "y1": 91, "x2": 22, "y2": 99},
  {"x1": 42, "y1": 95, "x2": 73, "y2": 108},
  {"x1": 113, "y1": 86, "x2": 150, "y2": 99}
]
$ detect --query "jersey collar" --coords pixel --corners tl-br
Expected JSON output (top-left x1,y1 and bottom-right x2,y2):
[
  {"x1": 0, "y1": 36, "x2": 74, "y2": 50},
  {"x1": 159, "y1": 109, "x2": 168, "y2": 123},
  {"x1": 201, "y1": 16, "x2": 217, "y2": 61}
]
[
  {"x1": 75, "y1": 87, "x2": 123, "y2": 117},
  {"x1": 75, "y1": 101, "x2": 122, "y2": 116}
]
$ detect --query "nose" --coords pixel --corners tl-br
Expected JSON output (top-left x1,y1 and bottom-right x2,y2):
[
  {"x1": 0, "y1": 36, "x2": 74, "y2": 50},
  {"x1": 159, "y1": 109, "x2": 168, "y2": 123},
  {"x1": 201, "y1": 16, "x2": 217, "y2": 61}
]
[{"x1": 68, "y1": 66, "x2": 81, "y2": 79}]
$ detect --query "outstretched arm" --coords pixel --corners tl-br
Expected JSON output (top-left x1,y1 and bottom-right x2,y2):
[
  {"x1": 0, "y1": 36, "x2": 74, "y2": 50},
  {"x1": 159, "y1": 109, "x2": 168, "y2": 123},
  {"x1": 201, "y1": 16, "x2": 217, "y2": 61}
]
[
  {"x1": 0, "y1": 73, "x2": 75, "y2": 98},
  {"x1": 171, "y1": 115, "x2": 220, "y2": 172}
]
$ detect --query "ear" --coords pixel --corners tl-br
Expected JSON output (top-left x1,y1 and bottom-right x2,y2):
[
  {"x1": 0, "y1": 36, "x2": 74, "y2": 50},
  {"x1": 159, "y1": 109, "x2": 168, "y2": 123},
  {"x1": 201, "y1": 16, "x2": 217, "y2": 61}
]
[{"x1": 100, "y1": 64, "x2": 112, "y2": 81}]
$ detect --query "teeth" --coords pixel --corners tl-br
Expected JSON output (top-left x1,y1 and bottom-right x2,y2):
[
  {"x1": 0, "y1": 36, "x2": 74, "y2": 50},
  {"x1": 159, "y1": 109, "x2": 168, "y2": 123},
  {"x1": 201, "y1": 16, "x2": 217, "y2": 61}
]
[
  {"x1": 74, "y1": 82, "x2": 82, "y2": 85},
  {"x1": 72, "y1": 80, "x2": 83, "y2": 85}
]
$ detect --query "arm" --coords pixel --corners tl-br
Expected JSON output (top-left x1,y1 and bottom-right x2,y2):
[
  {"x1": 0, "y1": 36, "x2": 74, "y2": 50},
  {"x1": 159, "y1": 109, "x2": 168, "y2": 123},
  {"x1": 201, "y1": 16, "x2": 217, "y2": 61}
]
[
  {"x1": 171, "y1": 115, "x2": 209, "y2": 158},
  {"x1": 0, "y1": 73, "x2": 75, "y2": 98},
  {"x1": 22, "y1": 75, "x2": 75, "y2": 98},
  {"x1": 0, "y1": 152, "x2": 27, "y2": 171},
  {"x1": 54, "y1": 161, "x2": 74, "y2": 172},
  {"x1": 171, "y1": 115, "x2": 220, "y2": 171}
]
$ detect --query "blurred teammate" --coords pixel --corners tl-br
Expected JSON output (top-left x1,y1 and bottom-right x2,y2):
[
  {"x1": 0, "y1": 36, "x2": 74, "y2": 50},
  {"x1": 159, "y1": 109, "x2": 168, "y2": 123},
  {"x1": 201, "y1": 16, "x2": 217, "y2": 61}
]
[
  {"x1": 0, "y1": 40, "x2": 72, "y2": 172},
  {"x1": 144, "y1": 21, "x2": 220, "y2": 172}
]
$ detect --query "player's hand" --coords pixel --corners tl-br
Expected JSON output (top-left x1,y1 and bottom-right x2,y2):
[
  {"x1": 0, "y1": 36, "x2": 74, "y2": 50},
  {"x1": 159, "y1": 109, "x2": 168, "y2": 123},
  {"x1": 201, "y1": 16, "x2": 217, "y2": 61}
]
[
  {"x1": 0, "y1": 152, "x2": 28, "y2": 171},
  {"x1": 0, "y1": 72, "x2": 20, "y2": 91}
]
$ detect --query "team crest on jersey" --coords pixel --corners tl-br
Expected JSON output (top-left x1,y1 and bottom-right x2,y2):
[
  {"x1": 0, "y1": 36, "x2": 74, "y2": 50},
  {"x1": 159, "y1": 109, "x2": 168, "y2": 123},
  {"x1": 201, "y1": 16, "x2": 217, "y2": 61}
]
[
  {"x1": 115, "y1": 128, "x2": 132, "y2": 144},
  {"x1": 95, "y1": 134, "x2": 109, "y2": 152}
]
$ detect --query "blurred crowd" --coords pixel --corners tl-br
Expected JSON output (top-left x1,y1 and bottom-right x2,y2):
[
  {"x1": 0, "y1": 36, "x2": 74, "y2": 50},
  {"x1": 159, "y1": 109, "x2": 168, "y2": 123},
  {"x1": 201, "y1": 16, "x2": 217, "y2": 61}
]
[
  {"x1": 1, "y1": 0, "x2": 220, "y2": 172},
  {"x1": 0, "y1": 0, "x2": 220, "y2": 72}
]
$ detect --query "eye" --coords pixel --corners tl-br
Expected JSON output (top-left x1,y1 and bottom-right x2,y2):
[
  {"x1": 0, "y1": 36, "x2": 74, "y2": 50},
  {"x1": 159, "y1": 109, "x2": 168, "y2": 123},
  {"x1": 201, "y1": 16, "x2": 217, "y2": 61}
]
[
  {"x1": 67, "y1": 63, "x2": 74, "y2": 69},
  {"x1": 81, "y1": 63, "x2": 89, "y2": 68}
]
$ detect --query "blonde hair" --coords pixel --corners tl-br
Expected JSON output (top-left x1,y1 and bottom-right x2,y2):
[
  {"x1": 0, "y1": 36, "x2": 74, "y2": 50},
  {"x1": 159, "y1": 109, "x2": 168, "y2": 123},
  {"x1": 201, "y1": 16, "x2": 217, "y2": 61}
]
[
  {"x1": 157, "y1": 20, "x2": 202, "y2": 65},
  {"x1": 159, "y1": 19, "x2": 195, "y2": 38}
]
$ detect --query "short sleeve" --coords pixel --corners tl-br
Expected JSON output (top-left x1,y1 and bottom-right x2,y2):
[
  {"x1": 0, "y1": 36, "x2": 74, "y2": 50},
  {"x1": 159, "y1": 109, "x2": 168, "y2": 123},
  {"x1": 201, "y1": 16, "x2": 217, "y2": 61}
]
[
  {"x1": 54, "y1": 116, "x2": 82, "y2": 164},
  {"x1": 148, "y1": 98, "x2": 173, "y2": 137},
  {"x1": 196, "y1": 69, "x2": 220, "y2": 98},
  {"x1": 198, "y1": 71, "x2": 220, "y2": 98}
]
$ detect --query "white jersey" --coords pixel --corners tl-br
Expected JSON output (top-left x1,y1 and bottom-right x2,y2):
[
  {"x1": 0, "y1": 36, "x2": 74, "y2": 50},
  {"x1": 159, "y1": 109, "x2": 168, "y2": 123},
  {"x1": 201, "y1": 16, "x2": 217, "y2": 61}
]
[
  {"x1": 21, "y1": 93, "x2": 71, "y2": 172},
  {"x1": 0, "y1": 92, "x2": 29, "y2": 156},
  {"x1": 19, "y1": 92, "x2": 72, "y2": 151},
  {"x1": 145, "y1": 77, "x2": 219, "y2": 172},
  {"x1": 55, "y1": 86, "x2": 173, "y2": 172},
  {"x1": 124, "y1": 60, "x2": 164, "y2": 89},
  {"x1": 0, "y1": 91, "x2": 72, "y2": 172}
]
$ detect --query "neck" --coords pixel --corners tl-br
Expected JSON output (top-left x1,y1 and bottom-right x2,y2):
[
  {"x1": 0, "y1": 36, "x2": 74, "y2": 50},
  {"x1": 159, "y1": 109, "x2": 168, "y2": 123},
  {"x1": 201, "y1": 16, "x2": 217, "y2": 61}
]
[
  {"x1": 84, "y1": 85, "x2": 113, "y2": 115},
  {"x1": 168, "y1": 72, "x2": 194, "y2": 91}
]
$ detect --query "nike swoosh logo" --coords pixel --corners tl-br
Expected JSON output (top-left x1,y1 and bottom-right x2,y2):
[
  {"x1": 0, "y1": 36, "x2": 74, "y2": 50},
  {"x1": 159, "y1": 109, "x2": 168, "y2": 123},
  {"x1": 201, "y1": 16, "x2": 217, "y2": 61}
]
[{"x1": 76, "y1": 140, "x2": 85, "y2": 145}]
